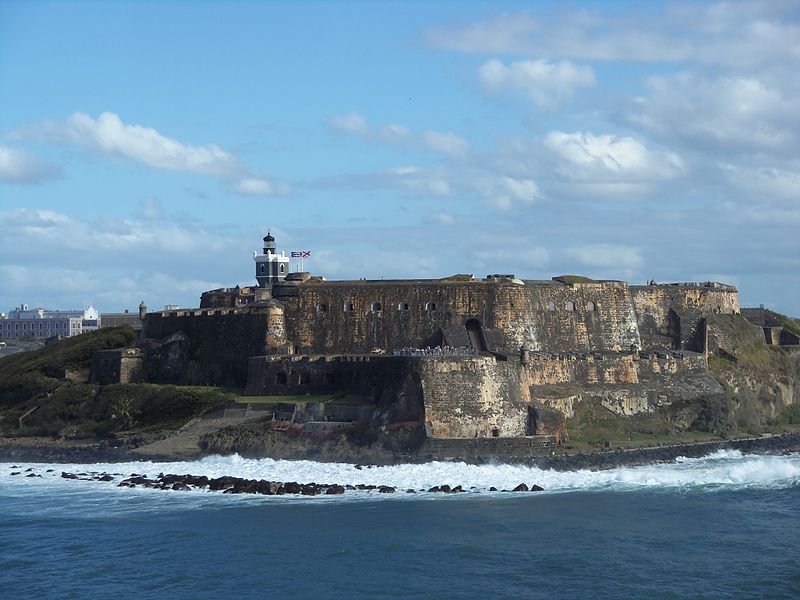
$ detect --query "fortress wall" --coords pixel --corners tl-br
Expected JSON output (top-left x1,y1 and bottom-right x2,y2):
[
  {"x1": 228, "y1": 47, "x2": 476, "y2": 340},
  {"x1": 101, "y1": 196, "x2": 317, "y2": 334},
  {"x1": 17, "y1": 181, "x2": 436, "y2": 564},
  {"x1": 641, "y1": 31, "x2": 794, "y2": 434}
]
[
  {"x1": 245, "y1": 354, "x2": 423, "y2": 422},
  {"x1": 283, "y1": 282, "x2": 524, "y2": 354},
  {"x1": 90, "y1": 348, "x2": 145, "y2": 384},
  {"x1": 415, "y1": 357, "x2": 529, "y2": 438},
  {"x1": 142, "y1": 310, "x2": 272, "y2": 386},
  {"x1": 519, "y1": 282, "x2": 640, "y2": 352},
  {"x1": 282, "y1": 280, "x2": 642, "y2": 355},
  {"x1": 632, "y1": 285, "x2": 739, "y2": 351},
  {"x1": 523, "y1": 353, "x2": 639, "y2": 385}
]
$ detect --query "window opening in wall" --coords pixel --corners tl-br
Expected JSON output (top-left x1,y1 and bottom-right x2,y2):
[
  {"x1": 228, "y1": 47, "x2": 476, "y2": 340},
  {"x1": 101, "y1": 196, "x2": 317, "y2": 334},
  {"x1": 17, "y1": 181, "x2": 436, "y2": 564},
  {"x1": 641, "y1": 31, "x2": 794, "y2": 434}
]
[
  {"x1": 547, "y1": 301, "x2": 556, "y2": 311},
  {"x1": 586, "y1": 301, "x2": 596, "y2": 312},
  {"x1": 260, "y1": 264, "x2": 265, "y2": 273},
  {"x1": 491, "y1": 428, "x2": 500, "y2": 438},
  {"x1": 398, "y1": 302, "x2": 409, "y2": 311},
  {"x1": 343, "y1": 302, "x2": 354, "y2": 312},
  {"x1": 316, "y1": 303, "x2": 328, "y2": 312},
  {"x1": 425, "y1": 301, "x2": 436, "y2": 311},
  {"x1": 565, "y1": 301, "x2": 575, "y2": 312},
  {"x1": 280, "y1": 264, "x2": 285, "y2": 273},
  {"x1": 275, "y1": 372, "x2": 287, "y2": 385},
  {"x1": 372, "y1": 302, "x2": 382, "y2": 312}
]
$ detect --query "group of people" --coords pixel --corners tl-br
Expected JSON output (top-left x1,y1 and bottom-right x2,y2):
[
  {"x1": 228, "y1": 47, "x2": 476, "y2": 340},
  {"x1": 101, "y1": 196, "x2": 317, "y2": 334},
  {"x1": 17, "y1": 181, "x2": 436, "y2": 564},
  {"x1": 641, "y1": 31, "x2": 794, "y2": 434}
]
[{"x1": 393, "y1": 345, "x2": 478, "y2": 357}]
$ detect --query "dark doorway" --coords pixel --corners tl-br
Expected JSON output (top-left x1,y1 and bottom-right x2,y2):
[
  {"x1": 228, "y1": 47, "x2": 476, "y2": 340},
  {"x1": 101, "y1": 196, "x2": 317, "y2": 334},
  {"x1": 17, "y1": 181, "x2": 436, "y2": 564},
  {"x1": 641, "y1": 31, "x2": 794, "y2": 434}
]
[
  {"x1": 527, "y1": 406, "x2": 538, "y2": 435},
  {"x1": 465, "y1": 318, "x2": 488, "y2": 351}
]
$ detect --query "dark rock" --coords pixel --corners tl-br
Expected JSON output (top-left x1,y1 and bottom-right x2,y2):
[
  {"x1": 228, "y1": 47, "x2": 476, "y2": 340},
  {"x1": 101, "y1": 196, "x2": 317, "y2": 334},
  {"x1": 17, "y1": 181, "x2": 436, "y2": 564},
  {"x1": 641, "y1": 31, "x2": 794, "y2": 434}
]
[
  {"x1": 489, "y1": 486, "x2": 497, "y2": 491},
  {"x1": 97, "y1": 475, "x2": 114, "y2": 482},
  {"x1": 301, "y1": 484, "x2": 321, "y2": 496},
  {"x1": 513, "y1": 483, "x2": 529, "y2": 492},
  {"x1": 284, "y1": 482, "x2": 302, "y2": 494},
  {"x1": 26, "y1": 473, "x2": 40, "y2": 478},
  {"x1": 61, "y1": 472, "x2": 77, "y2": 479},
  {"x1": 10, "y1": 472, "x2": 20, "y2": 476},
  {"x1": 439, "y1": 485, "x2": 451, "y2": 493},
  {"x1": 24, "y1": 468, "x2": 32, "y2": 472},
  {"x1": 326, "y1": 485, "x2": 345, "y2": 495},
  {"x1": 378, "y1": 486, "x2": 395, "y2": 493},
  {"x1": 428, "y1": 486, "x2": 440, "y2": 493},
  {"x1": 406, "y1": 489, "x2": 416, "y2": 493},
  {"x1": 46, "y1": 469, "x2": 54, "y2": 473},
  {"x1": 451, "y1": 485, "x2": 463, "y2": 493},
  {"x1": 530, "y1": 484, "x2": 544, "y2": 492}
]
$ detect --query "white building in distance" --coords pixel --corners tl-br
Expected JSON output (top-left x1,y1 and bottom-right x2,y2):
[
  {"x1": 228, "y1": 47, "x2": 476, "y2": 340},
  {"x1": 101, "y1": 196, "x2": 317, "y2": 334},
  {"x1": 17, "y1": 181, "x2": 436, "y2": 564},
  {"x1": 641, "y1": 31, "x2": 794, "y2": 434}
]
[{"x1": 0, "y1": 304, "x2": 100, "y2": 340}]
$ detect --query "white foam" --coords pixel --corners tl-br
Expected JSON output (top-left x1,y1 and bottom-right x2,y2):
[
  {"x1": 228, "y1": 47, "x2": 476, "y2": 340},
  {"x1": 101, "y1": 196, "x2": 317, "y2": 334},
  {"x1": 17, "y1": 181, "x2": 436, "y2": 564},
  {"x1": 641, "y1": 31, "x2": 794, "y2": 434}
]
[{"x1": 2, "y1": 450, "x2": 799, "y2": 501}]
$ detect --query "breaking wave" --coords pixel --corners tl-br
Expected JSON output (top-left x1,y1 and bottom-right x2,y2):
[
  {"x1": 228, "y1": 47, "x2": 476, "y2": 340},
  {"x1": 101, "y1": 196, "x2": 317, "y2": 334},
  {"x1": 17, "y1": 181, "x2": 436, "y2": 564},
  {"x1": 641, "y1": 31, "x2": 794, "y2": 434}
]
[{"x1": 2, "y1": 449, "x2": 799, "y2": 505}]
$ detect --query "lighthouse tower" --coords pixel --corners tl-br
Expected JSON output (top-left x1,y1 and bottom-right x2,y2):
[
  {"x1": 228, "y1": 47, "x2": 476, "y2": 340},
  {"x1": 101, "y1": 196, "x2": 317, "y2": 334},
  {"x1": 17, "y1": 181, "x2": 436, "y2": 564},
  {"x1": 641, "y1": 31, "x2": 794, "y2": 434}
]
[{"x1": 254, "y1": 231, "x2": 290, "y2": 288}]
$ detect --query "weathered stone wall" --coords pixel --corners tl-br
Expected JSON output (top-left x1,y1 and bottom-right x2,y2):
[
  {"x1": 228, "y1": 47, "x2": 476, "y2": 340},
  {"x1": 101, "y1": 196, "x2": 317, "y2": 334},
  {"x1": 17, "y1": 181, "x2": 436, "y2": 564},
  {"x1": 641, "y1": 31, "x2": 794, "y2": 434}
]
[
  {"x1": 90, "y1": 348, "x2": 145, "y2": 384},
  {"x1": 142, "y1": 309, "x2": 272, "y2": 387},
  {"x1": 281, "y1": 279, "x2": 641, "y2": 355},
  {"x1": 245, "y1": 354, "x2": 423, "y2": 423},
  {"x1": 415, "y1": 357, "x2": 529, "y2": 438},
  {"x1": 632, "y1": 284, "x2": 739, "y2": 351}
]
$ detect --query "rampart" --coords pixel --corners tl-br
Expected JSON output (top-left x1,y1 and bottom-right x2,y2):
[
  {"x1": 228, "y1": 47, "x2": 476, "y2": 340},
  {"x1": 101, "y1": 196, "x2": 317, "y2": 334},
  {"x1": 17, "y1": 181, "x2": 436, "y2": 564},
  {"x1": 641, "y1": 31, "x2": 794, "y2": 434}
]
[
  {"x1": 280, "y1": 278, "x2": 642, "y2": 355},
  {"x1": 141, "y1": 308, "x2": 273, "y2": 386},
  {"x1": 631, "y1": 283, "x2": 739, "y2": 351}
]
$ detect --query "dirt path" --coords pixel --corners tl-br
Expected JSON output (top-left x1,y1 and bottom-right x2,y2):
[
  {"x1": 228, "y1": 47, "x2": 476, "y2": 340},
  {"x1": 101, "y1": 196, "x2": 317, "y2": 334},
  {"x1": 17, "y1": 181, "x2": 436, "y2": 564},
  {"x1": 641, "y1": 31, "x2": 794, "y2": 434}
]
[{"x1": 132, "y1": 413, "x2": 266, "y2": 459}]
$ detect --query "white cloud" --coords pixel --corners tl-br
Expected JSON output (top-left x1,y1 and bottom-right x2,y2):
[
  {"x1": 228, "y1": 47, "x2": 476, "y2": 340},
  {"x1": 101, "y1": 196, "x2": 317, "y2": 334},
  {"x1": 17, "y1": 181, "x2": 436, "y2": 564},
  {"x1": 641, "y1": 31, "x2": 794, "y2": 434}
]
[
  {"x1": 387, "y1": 166, "x2": 451, "y2": 196},
  {"x1": 0, "y1": 145, "x2": 61, "y2": 184},
  {"x1": 233, "y1": 177, "x2": 290, "y2": 197},
  {"x1": 478, "y1": 58, "x2": 595, "y2": 107},
  {"x1": 419, "y1": 130, "x2": 470, "y2": 158},
  {"x1": 12, "y1": 112, "x2": 287, "y2": 196},
  {"x1": 566, "y1": 244, "x2": 643, "y2": 270},
  {"x1": 480, "y1": 175, "x2": 540, "y2": 210},
  {"x1": 329, "y1": 113, "x2": 471, "y2": 158},
  {"x1": 329, "y1": 112, "x2": 369, "y2": 137},
  {"x1": 629, "y1": 74, "x2": 799, "y2": 154},
  {"x1": 426, "y1": 4, "x2": 799, "y2": 68},
  {"x1": 544, "y1": 131, "x2": 685, "y2": 181}
]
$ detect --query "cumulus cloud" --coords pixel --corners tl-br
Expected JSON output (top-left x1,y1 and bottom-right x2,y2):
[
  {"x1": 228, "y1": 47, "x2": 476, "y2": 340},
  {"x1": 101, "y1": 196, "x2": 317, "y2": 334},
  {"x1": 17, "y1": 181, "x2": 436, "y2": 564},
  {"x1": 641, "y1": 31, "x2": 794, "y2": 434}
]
[
  {"x1": 12, "y1": 112, "x2": 287, "y2": 196},
  {"x1": 478, "y1": 58, "x2": 595, "y2": 107},
  {"x1": 629, "y1": 74, "x2": 799, "y2": 155},
  {"x1": 0, "y1": 145, "x2": 61, "y2": 184},
  {"x1": 544, "y1": 131, "x2": 685, "y2": 182},
  {"x1": 329, "y1": 112, "x2": 470, "y2": 158}
]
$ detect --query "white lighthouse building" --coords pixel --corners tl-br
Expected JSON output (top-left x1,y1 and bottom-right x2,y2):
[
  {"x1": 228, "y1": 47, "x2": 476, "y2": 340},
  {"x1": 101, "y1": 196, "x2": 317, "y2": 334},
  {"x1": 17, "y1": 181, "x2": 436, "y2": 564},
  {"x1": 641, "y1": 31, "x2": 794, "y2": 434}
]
[{"x1": 253, "y1": 231, "x2": 290, "y2": 288}]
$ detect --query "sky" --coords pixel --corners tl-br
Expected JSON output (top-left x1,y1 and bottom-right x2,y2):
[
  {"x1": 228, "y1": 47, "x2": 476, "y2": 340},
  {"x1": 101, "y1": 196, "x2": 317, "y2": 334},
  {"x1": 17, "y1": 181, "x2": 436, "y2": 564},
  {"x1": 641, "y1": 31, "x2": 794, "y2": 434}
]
[{"x1": 1, "y1": 0, "x2": 799, "y2": 316}]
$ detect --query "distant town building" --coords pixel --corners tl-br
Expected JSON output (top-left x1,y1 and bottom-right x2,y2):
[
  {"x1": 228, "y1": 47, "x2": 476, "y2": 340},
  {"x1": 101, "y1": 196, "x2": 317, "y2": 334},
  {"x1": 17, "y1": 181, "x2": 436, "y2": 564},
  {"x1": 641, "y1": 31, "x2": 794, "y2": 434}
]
[
  {"x1": 99, "y1": 301, "x2": 147, "y2": 331},
  {"x1": 0, "y1": 304, "x2": 99, "y2": 339}
]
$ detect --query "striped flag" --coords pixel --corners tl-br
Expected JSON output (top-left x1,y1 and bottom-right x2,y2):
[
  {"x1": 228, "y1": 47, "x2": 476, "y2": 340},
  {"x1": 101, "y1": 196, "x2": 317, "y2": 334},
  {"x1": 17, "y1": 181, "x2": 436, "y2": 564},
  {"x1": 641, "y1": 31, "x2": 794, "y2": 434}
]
[{"x1": 291, "y1": 251, "x2": 311, "y2": 258}]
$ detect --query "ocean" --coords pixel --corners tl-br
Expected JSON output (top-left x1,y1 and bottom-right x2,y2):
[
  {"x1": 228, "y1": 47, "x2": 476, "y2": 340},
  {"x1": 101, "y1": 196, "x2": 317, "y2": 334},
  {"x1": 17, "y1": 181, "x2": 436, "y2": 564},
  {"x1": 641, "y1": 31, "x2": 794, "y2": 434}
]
[{"x1": 1, "y1": 450, "x2": 799, "y2": 599}]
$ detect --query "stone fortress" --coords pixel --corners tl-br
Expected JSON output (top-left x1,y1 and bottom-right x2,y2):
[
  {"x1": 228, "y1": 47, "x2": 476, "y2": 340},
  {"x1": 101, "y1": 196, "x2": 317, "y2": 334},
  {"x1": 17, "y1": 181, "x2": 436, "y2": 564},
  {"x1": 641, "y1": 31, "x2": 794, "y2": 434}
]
[{"x1": 93, "y1": 232, "x2": 798, "y2": 456}]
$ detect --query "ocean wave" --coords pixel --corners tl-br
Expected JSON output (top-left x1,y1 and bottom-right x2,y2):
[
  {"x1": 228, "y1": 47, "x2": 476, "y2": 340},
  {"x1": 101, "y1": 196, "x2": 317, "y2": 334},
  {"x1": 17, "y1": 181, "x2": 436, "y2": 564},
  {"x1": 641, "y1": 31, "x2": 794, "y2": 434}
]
[{"x1": 2, "y1": 450, "x2": 799, "y2": 502}]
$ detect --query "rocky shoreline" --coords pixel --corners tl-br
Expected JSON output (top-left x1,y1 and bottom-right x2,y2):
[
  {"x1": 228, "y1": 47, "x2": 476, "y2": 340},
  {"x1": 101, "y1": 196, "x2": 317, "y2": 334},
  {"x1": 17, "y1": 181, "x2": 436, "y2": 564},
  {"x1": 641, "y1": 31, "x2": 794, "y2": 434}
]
[{"x1": 1, "y1": 431, "x2": 799, "y2": 470}]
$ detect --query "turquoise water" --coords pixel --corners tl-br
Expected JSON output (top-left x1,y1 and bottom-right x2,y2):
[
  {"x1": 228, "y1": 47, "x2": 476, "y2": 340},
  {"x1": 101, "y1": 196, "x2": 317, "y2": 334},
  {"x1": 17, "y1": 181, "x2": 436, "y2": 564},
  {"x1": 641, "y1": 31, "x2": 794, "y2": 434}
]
[{"x1": 1, "y1": 451, "x2": 799, "y2": 599}]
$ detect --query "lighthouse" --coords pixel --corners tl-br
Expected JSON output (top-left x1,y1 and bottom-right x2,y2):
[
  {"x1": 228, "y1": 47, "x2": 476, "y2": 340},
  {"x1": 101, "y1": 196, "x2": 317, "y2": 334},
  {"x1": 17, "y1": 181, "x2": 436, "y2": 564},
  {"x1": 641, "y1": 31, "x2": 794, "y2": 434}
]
[{"x1": 254, "y1": 231, "x2": 290, "y2": 288}]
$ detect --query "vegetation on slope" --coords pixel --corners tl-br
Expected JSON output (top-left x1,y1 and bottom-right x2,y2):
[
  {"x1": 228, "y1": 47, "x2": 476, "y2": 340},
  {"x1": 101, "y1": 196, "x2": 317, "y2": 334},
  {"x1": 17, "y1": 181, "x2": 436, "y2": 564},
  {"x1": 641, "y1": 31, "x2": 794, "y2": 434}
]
[{"x1": 0, "y1": 326, "x2": 137, "y2": 406}]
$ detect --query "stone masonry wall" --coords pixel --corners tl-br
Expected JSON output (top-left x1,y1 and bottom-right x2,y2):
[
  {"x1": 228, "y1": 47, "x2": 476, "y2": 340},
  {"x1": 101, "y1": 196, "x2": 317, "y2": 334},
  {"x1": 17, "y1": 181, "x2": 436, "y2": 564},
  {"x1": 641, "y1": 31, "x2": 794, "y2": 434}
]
[
  {"x1": 281, "y1": 280, "x2": 641, "y2": 356},
  {"x1": 142, "y1": 309, "x2": 272, "y2": 387},
  {"x1": 415, "y1": 356, "x2": 529, "y2": 438},
  {"x1": 632, "y1": 284, "x2": 739, "y2": 351}
]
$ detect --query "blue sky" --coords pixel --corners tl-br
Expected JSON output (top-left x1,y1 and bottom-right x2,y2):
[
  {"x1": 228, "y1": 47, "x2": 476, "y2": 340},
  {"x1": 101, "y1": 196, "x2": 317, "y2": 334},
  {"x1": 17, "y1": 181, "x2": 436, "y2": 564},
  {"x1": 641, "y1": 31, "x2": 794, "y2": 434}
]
[{"x1": 1, "y1": 0, "x2": 799, "y2": 316}]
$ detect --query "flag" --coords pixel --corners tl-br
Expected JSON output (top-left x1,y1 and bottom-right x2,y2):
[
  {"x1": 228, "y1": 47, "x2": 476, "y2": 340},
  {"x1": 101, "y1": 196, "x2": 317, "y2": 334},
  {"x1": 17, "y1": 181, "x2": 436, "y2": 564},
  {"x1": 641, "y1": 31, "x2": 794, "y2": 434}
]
[{"x1": 292, "y1": 251, "x2": 311, "y2": 258}]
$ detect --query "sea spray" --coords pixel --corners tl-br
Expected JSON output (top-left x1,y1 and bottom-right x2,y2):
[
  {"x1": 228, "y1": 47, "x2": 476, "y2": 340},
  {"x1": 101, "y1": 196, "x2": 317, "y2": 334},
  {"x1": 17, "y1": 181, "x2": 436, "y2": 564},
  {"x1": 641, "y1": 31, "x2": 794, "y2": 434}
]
[{"x1": 3, "y1": 450, "x2": 799, "y2": 502}]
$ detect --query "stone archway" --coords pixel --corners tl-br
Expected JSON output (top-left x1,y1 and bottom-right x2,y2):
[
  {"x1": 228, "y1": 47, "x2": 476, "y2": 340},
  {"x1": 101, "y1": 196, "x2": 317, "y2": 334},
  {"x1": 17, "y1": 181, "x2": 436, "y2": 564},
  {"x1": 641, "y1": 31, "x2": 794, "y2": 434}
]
[{"x1": 465, "y1": 318, "x2": 488, "y2": 352}]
